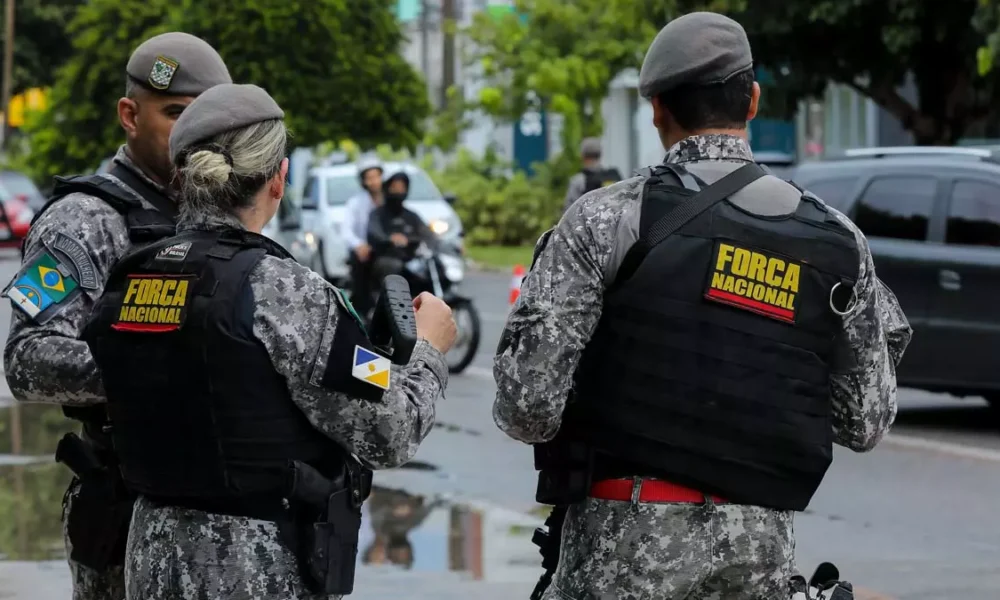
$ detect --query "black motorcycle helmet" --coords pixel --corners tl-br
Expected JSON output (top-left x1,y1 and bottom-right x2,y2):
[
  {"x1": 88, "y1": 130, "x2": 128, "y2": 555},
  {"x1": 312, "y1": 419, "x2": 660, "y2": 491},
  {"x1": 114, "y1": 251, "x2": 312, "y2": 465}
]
[{"x1": 382, "y1": 171, "x2": 410, "y2": 214}]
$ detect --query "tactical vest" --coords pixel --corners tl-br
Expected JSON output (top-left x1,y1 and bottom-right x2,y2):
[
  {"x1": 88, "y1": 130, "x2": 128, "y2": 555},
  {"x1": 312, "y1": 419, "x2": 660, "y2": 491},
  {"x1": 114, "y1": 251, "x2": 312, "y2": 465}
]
[
  {"x1": 547, "y1": 164, "x2": 860, "y2": 512},
  {"x1": 30, "y1": 164, "x2": 177, "y2": 453},
  {"x1": 583, "y1": 168, "x2": 623, "y2": 194},
  {"x1": 81, "y1": 228, "x2": 347, "y2": 510}
]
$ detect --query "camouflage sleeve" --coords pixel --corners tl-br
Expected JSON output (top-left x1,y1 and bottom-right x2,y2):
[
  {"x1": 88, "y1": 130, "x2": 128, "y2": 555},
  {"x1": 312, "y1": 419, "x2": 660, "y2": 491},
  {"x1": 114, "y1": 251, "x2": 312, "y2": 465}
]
[
  {"x1": 3, "y1": 194, "x2": 131, "y2": 405},
  {"x1": 494, "y1": 183, "x2": 637, "y2": 444},
  {"x1": 249, "y1": 255, "x2": 447, "y2": 469},
  {"x1": 828, "y1": 218, "x2": 913, "y2": 452}
]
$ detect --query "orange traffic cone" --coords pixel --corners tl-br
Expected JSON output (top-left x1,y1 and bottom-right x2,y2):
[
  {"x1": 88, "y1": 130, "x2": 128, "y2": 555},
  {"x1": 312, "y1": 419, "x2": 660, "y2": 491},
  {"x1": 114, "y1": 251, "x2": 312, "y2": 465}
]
[{"x1": 509, "y1": 264, "x2": 526, "y2": 305}]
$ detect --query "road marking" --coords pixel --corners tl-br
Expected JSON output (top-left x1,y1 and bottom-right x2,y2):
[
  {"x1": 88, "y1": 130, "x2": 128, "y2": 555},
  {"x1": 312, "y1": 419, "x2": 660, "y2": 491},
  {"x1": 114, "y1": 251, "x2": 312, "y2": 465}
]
[{"x1": 882, "y1": 432, "x2": 1000, "y2": 462}]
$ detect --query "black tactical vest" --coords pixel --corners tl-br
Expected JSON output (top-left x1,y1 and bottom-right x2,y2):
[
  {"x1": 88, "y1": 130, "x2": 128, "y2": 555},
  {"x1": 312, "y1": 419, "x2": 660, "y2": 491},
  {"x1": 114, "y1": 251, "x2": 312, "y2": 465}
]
[
  {"x1": 81, "y1": 228, "x2": 347, "y2": 508},
  {"x1": 583, "y1": 168, "x2": 623, "y2": 194},
  {"x1": 31, "y1": 164, "x2": 177, "y2": 452},
  {"x1": 554, "y1": 165, "x2": 860, "y2": 512}
]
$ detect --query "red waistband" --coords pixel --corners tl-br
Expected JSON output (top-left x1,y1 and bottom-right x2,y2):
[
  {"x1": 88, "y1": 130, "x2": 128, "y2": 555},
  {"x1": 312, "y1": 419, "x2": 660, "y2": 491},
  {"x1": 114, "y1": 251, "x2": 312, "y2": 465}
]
[{"x1": 589, "y1": 478, "x2": 726, "y2": 504}]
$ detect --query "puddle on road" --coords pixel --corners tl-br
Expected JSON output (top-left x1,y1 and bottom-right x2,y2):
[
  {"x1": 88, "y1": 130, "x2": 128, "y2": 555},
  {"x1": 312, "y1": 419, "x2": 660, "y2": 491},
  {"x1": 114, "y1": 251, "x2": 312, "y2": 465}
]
[{"x1": 0, "y1": 403, "x2": 544, "y2": 583}]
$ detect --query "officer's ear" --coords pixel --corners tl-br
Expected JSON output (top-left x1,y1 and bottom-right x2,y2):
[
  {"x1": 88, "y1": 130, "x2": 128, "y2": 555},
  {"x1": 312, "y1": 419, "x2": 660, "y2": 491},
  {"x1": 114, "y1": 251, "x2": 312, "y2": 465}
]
[
  {"x1": 118, "y1": 97, "x2": 140, "y2": 138},
  {"x1": 747, "y1": 81, "x2": 761, "y2": 122},
  {"x1": 270, "y1": 158, "x2": 289, "y2": 201}
]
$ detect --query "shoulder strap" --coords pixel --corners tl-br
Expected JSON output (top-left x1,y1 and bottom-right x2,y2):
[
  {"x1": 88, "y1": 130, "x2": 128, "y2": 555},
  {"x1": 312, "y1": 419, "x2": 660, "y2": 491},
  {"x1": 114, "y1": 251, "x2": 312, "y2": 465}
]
[
  {"x1": 655, "y1": 163, "x2": 702, "y2": 191},
  {"x1": 108, "y1": 163, "x2": 178, "y2": 220},
  {"x1": 637, "y1": 162, "x2": 766, "y2": 254},
  {"x1": 609, "y1": 162, "x2": 766, "y2": 291}
]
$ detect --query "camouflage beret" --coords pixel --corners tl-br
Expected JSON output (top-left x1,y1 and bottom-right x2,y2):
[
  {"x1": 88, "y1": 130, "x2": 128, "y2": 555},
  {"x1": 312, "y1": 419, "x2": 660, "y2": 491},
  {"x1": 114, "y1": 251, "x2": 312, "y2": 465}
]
[
  {"x1": 126, "y1": 32, "x2": 231, "y2": 96},
  {"x1": 169, "y1": 84, "x2": 285, "y2": 165},
  {"x1": 638, "y1": 12, "x2": 753, "y2": 99}
]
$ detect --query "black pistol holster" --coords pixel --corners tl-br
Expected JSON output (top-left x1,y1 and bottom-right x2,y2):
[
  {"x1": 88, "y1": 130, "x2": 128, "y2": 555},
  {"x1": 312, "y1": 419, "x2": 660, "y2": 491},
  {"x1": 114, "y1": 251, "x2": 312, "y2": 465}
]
[
  {"x1": 530, "y1": 504, "x2": 568, "y2": 600},
  {"x1": 284, "y1": 459, "x2": 373, "y2": 596},
  {"x1": 55, "y1": 432, "x2": 135, "y2": 571},
  {"x1": 529, "y1": 433, "x2": 593, "y2": 599}
]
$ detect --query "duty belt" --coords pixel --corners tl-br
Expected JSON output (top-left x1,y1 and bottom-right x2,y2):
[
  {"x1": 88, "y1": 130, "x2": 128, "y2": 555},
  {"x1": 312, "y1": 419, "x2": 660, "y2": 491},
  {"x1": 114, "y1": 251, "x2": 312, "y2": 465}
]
[{"x1": 590, "y1": 477, "x2": 727, "y2": 504}]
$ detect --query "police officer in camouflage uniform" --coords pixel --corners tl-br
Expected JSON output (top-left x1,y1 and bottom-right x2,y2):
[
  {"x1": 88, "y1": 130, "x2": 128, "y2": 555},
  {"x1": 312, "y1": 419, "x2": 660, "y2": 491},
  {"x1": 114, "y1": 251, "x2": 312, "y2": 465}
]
[
  {"x1": 2, "y1": 32, "x2": 231, "y2": 600},
  {"x1": 562, "y1": 137, "x2": 622, "y2": 214},
  {"x1": 494, "y1": 12, "x2": 913, "y2": 600},
  {"x1": 80, "y1": 84, "x2": 456, "y2": 599}
]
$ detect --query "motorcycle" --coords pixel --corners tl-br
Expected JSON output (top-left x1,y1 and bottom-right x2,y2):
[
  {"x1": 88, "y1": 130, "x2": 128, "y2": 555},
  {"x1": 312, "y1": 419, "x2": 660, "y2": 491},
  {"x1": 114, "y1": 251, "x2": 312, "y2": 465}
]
[{"x1": 363, "y1": 240, "x2": 480, "y2": 374}]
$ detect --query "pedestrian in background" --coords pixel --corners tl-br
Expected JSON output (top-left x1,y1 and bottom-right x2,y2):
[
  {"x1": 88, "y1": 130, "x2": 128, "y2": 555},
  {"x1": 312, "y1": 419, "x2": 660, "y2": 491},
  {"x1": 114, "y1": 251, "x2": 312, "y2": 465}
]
[{"x1": 562, "y1": 137, "x2": 622, "y2": 214}]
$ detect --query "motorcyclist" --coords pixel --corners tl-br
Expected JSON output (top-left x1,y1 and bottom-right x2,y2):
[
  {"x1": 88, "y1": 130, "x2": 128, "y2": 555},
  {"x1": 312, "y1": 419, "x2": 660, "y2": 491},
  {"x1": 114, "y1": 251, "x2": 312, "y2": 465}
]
[
  {"x1": 367, "y1": 171, "x2": 439, "y2": 286},
  {"x1": 344, "y1": 156, "x2": 384, "y2": 314}
]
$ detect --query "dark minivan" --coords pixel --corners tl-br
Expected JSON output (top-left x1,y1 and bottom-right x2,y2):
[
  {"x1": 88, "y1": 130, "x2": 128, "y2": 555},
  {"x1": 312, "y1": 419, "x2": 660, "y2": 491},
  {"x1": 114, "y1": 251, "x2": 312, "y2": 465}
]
[{"x1": 791, "y1": 146, "x2": 1000, "y2": 407}]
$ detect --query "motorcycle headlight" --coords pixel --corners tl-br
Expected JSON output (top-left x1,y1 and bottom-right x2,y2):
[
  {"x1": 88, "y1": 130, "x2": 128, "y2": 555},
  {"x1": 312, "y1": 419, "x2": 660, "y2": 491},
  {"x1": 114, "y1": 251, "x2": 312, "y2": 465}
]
[{"x1": 429, "y1": 219, "x2": 450, "y2": 235}]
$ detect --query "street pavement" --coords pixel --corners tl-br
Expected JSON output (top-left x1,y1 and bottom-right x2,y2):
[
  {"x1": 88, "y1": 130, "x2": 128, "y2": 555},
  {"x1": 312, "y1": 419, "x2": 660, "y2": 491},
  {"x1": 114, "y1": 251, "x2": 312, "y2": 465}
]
[{"x1": 1, "y1": 251, "x2": 999, "y2": 599}]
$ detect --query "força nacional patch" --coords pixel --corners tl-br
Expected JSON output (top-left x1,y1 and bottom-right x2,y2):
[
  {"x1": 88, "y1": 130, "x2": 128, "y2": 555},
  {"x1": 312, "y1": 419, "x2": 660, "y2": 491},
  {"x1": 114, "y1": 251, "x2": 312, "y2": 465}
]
[
  {"x1": 112, "y1": 274, "x2": 193, "y2": 333},
  {"x1": 704, "y1": 242, "x2": 800, "y2": 324}
]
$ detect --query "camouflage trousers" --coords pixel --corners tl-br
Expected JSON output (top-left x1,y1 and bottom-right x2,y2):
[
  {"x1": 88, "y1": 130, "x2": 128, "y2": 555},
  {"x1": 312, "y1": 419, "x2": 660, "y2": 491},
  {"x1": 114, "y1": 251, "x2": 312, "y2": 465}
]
[
  {"x1": 125, "y1": 495, "x2": 334, "y2": 599},
  {"x1": 541, "y1": 497, "x2": 796, "y2": 600},
  {"x1": 62, "y1": 477, "x2": 127, "y2": 600}
]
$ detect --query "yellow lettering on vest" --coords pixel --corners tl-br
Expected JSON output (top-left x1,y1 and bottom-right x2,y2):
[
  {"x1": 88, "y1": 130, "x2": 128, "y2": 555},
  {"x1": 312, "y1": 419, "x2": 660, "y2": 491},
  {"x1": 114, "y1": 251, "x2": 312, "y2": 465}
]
[
  {"x1": 776, "y1": 291, "x2": 788, "y2": 309},
  {"x1": 126, "y1": 306, "x2": 137, "y2": 321},
  {"x1": 171, "y1": 280, "x2": 189, "y2": 306},
  {"x1": 716, "y1": 244, "x2": 734, "y2": 271},
  {"x1": 119, "y1": 306, "x2": 130, "y2": 321},
  {"x1": 765, "y1": 258, "x2": 784, "y2": 286},
  {"x1": 734, "y1": 278, "x2": 747, "y2": 295},
  {"x1": 731, "y1": 248, "x2": 751, "y2": 276},
  {"x1": 136, "y1": 307, "x2": 146, "y2": 321},
  {"x1": 747, "y1": 253, "x2": 767, "y2": 282},
  {"x1": 124, "y1": 279, "x2": 142, "y2": 304},
  {"x1": 782, "y1": 263, "x2": 800, "y2": 292},
  {"x1": 722, "y1": 275, "x2": 735, "y2": 293},
  {"x1": 711, "y1": 272, "x2": 726, "y2": 289},
  {"x1": 764, "y1": 287, "x2": 778, "y2": 305},
  {"x1": 785, "y1": 293, "x2": 796, "y2": 310},
  {"x1": 150, "y1": 307, "x2": 161, "y2": 322},
  {"x1": 146, "y1": 279, "x2": 163, "y2": 306},
  {"x1": 751, "y1": 282, "x2": 766, "y2": 301},
  {"x1": 159, "y1": 280, "x2": 176, "y2": 306}
]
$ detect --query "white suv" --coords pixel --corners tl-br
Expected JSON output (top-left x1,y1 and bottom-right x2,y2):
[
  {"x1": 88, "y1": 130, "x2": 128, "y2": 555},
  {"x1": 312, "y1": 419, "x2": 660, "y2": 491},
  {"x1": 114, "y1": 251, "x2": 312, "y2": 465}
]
[{"x1": 300, "y1": 161, "x2": 464, "y2": 284}]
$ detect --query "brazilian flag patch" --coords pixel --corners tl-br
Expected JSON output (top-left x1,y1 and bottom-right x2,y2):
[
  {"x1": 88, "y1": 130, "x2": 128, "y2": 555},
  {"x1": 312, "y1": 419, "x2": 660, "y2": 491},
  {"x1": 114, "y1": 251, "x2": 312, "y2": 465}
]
[{"x1": 3, "y1": 250, "x2": 81, "y2": 323}]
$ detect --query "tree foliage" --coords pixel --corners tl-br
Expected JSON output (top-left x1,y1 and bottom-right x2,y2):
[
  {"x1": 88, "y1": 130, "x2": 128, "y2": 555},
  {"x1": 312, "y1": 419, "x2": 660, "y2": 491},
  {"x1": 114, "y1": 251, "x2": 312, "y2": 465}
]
[
  {"x1": 468, "y1": 0, "x2": 998, "y2": 147},
  {"x1": 660, "y1": 0, "x2": 996, "y2": 145},
  {"x1": 17, "y1": 0, "x2": 429, "y2": 181},
  {"x1": 0, "y1": 0, "x2": 83, "y2": 95}
]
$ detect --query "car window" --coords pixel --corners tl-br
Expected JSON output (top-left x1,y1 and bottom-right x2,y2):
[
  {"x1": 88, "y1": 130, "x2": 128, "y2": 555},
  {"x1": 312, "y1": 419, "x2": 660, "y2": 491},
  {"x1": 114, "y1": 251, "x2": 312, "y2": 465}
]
[
  {"x1": 0, "y1": 172, "x2": 40, "y2": 198},
  {"x1": 799, "y1": 177, "x2": 857, "y2": 210},
  {"x1": 325, "y1": 175, "x2": 362, "y2": 206},
  {"x1": 325, "y1": 169, "x2": 443, "y2": 206},
  {"x1": 853, "y1": 176, "x2": 936, "y2": 241},
  {"x1": 945, "y1": 179, "x2": 1000, "y2": 247},
  {"x1": 302, "y1": 176, "x2": 319, "y2": 210}
]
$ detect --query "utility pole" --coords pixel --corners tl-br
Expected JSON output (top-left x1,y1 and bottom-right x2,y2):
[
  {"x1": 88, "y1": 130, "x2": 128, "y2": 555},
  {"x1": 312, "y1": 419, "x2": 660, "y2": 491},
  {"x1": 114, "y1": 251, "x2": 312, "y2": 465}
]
[
  {"x1": 1, "y1": 0, "x2": 14, "y2": 151},
  {"x1": 440, "y1": 0, "x2": 456, "y2": 109},
  {"x1": 419, "y1": 0, "x2": 430, "y2": 85}
]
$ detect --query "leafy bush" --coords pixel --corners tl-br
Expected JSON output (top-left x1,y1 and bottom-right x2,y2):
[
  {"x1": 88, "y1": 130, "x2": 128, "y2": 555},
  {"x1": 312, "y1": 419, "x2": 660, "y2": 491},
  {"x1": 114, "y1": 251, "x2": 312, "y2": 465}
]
[{"x1": 426, "y1": 148, "x2": 569, "y2": 246}]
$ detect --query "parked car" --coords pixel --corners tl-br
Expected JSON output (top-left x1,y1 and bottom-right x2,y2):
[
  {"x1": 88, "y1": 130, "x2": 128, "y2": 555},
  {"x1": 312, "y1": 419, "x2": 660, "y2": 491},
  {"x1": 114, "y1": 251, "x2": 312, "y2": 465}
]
[
  {"x1": 754, "y1": 150, "x2": 796, "y2": 180},
  {"x1": 301, "y1": 161, "x2": 464, "y2": 284},
  {"x1": 790, "y1": 146, "x2": 1000, "y2": 407},
  {"x1": 0, "y1": 170, "x2": 47, "y2": 213},
  {"x1": 0, "y1": 182, "x2": 35, "y2": 249}
]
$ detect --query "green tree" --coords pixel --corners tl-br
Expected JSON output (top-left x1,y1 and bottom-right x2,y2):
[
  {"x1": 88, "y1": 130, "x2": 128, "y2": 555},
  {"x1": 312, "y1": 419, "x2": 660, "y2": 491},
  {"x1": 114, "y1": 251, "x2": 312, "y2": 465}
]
[
  {"x1": 18, "y1": 0, "x2": 429, "y2": 182},
  {"x1": 464, "y1": 0, "x2": 737, "y2": 162},
  {"x1": 176, "y1": 0, "x2": 430, "y2": 151},
  {"x1": 0, "y1": 0, "x2": 83, "y2": 95},
  {"x1": 667, "y1": 0, "x2": 996, "y2": 146}
]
